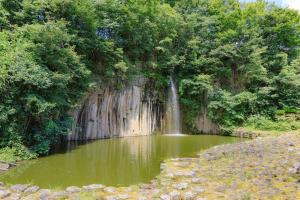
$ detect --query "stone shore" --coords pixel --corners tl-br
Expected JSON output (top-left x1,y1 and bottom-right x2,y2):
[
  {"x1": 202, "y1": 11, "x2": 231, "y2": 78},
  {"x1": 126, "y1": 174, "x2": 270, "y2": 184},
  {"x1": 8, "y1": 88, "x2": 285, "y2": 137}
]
[{"x1": 0, "y1": 133, "x2": 299, "y2": 200}]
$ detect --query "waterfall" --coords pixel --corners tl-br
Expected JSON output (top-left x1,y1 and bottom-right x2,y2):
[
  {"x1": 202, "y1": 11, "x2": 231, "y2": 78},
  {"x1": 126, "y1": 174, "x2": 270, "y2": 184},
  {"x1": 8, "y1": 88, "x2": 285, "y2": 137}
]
[{"x1": 167, "y1": 77, "x2": 182, "y2": 134}]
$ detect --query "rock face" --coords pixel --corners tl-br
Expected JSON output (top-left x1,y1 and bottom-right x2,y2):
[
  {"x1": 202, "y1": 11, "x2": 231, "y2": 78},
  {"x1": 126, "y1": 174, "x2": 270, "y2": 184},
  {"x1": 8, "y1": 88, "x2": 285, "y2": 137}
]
[
  {"x1": 68, "y1": 77, "x2": 165, "y2": 140},
  {"x1": 194, "y1": 106, "x2": 220, "y2": 134}
]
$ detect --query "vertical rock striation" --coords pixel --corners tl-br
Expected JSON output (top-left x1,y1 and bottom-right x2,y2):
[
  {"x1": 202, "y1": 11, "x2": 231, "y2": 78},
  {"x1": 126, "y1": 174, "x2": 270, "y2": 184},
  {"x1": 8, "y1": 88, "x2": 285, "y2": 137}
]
[
  {"x1": 194, "y1": 106, "x2": 220, "y2": 134},
  {"x1": 68, "y1": 79, "x2": 164, "y2": 140}
]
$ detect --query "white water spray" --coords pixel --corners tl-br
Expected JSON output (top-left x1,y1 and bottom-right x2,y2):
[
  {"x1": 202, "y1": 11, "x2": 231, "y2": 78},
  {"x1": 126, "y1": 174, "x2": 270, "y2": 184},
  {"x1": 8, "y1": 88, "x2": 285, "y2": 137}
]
[{"x1": 167, "y1": 77, "x2": 182, "y2": 135}]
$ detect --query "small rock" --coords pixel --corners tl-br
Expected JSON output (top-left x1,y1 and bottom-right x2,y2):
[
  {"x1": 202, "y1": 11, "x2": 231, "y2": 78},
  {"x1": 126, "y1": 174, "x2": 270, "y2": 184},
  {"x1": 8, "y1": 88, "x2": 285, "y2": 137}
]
[
  {"x1": 83, "y1": 184, "x2": 105, "y2": 191},
  {"x1": 152, "y1": 189, "x2": 161, "y2": 195},
  {"x1": 69, "y1": 194, "x2": 81, "y2": 200},
  {"x1": 24, "y1": 186, "x2": 39, "y2": 193},
  {"x1": 0, "y1": 182, "x2": 4, "y2": 186},
  {"x1": 193, "y1": 186, "x2": 205, "y2": 194},
  {"x1": 183, "y1": 191, "x2": 196, "y2": 200},
  {"x1": 105, "y1": 195, "x2": 119, "y2": 200},
  {"x1": 10, "y1": 184, "x2": 30, "y2": 192},
  {"x1": 289, "y1": 162, "x2": 300, "y2": 175},
  {"x1": 161, "y1": 163, "x2": 167, "y2": 170},
  {"x1": 0, "y1": 190, "x2": 10, "y2": 198},
  {"x1": 104, "y1": 187, "x2": 116, "y2": 194},
  {"x1": 66, "y1": 186, "x2": 81, "y2": 193},
  {"x1": 173, "y1": 182, "x2": 188, "y2": 190},
  {"x1": 294, "y1": 163, "x2": 300, "y2": 172},
  {"x1": 191, "y1": 178, "x2": 206, "y2": 184},
  {"x1": 118, "y1": 194, "x2": 130, "y2": 199},
  {"x1": 21, "y1": 194, "x2": 37, "y2": 200},
  {"x1": 288, "y1": 142, "x2": 295, "y2": 146},
  {"x1": 166, "y1": 173, "x2": 174, "y2": 178},
  {"x1": 7, "y1": 193, "x2": 21, "y2": 200},
  {"x1": 174, "y1": 171, "x2": 195, "y2": 177},
  {"x1": 160, "y1": 194, "x2": 171, "y2": 200},
  {"x1": 52, "y1": 191, "x2": 68, "y2": 198},
  {"x1": 38, "y1": 189, "x2": 51, "y2": 200},
  {"x1": 124, "y1": 187, "x2": 132, "y2": 192},
  {"x1": 174, "y1": 162, "x2": 190, "y2": 167},
  {"x1": 160, "y1": 180, "x2": 169, "y2": 186},
  {"x1": 169, "y1": 190, "x2": 181, "y2": 200}
]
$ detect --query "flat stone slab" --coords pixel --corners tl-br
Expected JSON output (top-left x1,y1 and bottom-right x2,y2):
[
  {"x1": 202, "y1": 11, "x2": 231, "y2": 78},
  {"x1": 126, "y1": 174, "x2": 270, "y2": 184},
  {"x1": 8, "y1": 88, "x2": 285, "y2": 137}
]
[
  {"x1": 0, "y1": 163, "x2": 10, "y2": 171},
  {"x1": 6, "y1": 193, "x2": 21, "y2": 200},
  {"x1": 66, "y1": 186, "x2": 81, "y2": 193},
  {"x1": 105, "y1": 195, "x2": 119, "y2": 200},
  {"x1": 104, "y1": 187, "x2": 116, "y2": 194},
  {"x1": 10, "y1": 184, "x2": 30, "y2": 192},
  {"x1": 24, "y1": 186, "x2": 39, "y2": 193},
  {"x1": 83, "y1": 184, "x2": 105, "y2": 191}
]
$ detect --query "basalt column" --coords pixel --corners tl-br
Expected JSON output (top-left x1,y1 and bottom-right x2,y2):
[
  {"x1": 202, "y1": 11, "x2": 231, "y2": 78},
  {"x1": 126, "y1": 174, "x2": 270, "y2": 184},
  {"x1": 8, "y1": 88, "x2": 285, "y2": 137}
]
[{"x1": 68, "y1": 80, "x2": 164, "y2": 140}]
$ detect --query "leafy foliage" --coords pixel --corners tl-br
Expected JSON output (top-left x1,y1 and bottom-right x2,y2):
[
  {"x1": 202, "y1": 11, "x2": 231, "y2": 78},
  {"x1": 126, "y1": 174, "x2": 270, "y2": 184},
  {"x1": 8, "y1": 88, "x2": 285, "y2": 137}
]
[{"x1": 0, "y1": 0, "x2": 300, "y2": 158}]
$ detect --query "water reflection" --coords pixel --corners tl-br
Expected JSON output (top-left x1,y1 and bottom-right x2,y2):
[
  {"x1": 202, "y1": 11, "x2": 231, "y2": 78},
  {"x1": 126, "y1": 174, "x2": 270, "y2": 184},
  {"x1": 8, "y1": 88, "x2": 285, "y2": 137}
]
[{"x1": 0, "y1": 135, "x2": 245, "y2": 188}]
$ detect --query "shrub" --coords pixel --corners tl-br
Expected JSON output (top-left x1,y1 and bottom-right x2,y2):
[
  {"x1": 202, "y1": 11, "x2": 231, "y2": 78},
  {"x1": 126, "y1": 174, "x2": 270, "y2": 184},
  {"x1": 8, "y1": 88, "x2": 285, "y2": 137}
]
[
  {"x1": 0, "y1": 145, "x2": 37, "y2": 163},
  {"x1": 245, "y1": 115, "x2": 300, "y2": 131}
]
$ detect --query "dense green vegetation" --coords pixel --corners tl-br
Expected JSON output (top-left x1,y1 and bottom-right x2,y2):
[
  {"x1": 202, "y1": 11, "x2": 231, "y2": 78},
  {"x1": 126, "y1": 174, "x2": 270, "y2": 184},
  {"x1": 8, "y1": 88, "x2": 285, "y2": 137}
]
[{"x1": 0, "y1": 0, "x2": 299, "y2": 159}]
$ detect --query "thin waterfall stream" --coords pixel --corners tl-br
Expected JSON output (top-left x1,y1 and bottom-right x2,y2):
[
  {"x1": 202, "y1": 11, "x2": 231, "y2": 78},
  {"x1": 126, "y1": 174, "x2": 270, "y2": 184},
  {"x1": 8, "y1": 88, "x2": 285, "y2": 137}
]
[{"x1": 167, "y1": 77, "x2": 182, "y2": 135}]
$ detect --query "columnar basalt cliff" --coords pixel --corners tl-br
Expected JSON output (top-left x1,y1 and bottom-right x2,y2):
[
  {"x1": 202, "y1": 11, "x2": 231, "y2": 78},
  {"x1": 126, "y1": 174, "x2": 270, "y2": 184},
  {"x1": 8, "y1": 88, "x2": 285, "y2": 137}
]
[
  {"x1": 195, "y1": 107, "x2": 220, "y2": 134},
  {"x1": 68, "y1": 78, "x2": 165, "y2": 140},
  {"x1": 68, "y1": 77, "x2": 220, "y2": 141}
]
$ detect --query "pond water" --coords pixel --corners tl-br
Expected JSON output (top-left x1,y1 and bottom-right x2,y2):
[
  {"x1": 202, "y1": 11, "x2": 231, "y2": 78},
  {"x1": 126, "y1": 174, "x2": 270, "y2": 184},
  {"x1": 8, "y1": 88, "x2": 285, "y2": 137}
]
[{"x1": 0, "y1": 135, "x2": 244, "y2": 188}]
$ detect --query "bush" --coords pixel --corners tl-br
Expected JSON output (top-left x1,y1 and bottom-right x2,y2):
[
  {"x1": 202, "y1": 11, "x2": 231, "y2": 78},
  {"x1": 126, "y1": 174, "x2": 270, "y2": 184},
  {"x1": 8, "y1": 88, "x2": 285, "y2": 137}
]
[
  {"x1": 0, "y1": 145, "x2": 37, "y2": 163},
  {"x1": 208, "y1": 90, "x2": 257, "y2": 128},
  {"x1": 245, "y1": 115, "x2": 300, "y2": 131}
]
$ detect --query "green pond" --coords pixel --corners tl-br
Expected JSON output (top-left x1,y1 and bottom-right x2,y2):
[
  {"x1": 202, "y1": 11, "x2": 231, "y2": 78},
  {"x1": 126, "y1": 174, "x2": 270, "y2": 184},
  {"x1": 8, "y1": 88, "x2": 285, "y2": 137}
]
[{"x1": 0, "y1": 135, "x2": 244, "y2": 188}]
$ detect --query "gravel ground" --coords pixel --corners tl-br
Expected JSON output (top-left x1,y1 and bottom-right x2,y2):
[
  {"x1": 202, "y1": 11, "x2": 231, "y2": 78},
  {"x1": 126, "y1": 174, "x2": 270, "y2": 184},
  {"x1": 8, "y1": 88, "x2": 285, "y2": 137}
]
[{"x1": 0, "y1": 133, "x2": 299, "y2": 200}]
